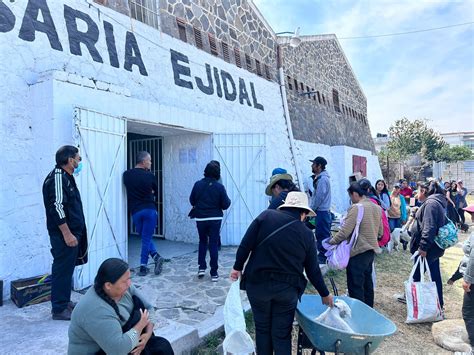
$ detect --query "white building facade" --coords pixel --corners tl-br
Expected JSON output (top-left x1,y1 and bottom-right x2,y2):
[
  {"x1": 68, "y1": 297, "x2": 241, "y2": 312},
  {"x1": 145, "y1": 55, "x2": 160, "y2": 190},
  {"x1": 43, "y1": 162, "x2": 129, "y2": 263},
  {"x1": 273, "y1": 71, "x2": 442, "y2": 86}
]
[{"x1": 0, "y1": 0, "x2": 381, "y2": 298}]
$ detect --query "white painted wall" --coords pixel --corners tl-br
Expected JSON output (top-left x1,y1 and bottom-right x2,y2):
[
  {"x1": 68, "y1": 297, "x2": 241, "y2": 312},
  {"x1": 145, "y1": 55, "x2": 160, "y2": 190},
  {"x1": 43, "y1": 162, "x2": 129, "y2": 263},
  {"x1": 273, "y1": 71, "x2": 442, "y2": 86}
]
[{"x1": 0, "y1": 0, "x2": 381, "y2": 298}]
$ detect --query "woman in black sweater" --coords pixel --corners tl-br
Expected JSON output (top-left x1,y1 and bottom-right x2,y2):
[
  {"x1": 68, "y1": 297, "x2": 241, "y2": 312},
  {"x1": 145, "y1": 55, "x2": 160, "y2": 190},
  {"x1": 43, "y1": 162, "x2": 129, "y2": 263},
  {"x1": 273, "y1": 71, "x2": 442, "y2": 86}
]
[{"x1": 230, "y1": 191, "x2": 333, "y2": 355}]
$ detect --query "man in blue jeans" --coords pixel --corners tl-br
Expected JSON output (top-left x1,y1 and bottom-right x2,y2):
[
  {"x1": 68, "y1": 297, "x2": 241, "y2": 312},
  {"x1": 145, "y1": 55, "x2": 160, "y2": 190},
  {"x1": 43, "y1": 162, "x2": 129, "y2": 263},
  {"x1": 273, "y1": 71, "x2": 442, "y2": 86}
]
[
  {"x1": 309, "y1": 156, "x2": 332, "y2": 264},
  {"x1": 123, "y1": 151, "x2": 164, "y2": 276}
]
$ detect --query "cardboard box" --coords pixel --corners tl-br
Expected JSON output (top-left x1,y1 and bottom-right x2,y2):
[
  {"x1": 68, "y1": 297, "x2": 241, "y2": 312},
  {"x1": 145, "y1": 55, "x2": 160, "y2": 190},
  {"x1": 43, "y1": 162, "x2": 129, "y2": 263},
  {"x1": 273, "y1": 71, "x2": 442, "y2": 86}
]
[{"x1": 10, "y1": 275, "x2": 51, "y2": 308}]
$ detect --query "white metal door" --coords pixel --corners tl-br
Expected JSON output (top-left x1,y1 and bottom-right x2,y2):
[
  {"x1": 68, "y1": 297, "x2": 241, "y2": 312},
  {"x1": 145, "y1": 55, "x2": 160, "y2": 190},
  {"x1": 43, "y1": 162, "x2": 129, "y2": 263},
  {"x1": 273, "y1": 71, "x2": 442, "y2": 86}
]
[
  {"x1": 73, "y1": 108, "x2": 127, "y2": 290},
  {"x1": 214, "y1": 133, "x2": 266, "y2": 245}
]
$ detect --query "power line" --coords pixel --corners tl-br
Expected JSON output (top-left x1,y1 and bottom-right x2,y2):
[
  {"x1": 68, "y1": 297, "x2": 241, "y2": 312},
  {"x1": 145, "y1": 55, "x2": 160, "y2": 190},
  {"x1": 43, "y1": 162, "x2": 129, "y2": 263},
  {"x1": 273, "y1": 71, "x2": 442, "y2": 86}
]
[{"x1": 338, "y1": 21, "x2": 474, "y2": 40}]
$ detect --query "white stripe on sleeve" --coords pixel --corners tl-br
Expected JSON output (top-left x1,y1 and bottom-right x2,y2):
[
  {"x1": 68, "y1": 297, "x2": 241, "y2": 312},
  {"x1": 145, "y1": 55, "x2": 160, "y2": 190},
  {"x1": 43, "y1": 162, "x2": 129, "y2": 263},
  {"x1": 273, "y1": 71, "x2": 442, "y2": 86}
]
[{"x1": 54, "y1": 169, "x2": 66, "y2": 219}]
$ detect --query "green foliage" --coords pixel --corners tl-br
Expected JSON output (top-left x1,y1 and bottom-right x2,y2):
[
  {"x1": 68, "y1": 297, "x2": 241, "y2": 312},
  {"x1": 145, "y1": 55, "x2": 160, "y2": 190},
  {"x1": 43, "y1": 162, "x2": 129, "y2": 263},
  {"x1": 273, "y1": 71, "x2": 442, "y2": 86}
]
[
  {"x1": 435, "y1": 145, "x2": 473, "y2": 163},
  {"x1": 386, "y1": 117, "x2": 446, "y2": 161}
]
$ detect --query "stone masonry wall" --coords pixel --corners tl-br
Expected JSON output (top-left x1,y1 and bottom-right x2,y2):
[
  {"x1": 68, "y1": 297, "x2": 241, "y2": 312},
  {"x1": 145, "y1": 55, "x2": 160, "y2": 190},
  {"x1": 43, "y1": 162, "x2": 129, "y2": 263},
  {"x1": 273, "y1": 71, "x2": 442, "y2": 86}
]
[
  {"x1": 282, "y1": 36, "x2": 376, "y2": 152},
  {"x1": 159, "y1": 0, "x2": 278, "y2": 80}
]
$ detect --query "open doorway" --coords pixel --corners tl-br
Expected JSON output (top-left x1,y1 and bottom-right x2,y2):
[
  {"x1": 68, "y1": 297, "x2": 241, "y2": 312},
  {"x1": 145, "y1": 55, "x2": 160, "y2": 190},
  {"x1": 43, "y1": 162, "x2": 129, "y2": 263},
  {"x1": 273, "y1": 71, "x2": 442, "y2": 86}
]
[{"x1": 127, "y1": 132, "x2": 164, "y2": 237}]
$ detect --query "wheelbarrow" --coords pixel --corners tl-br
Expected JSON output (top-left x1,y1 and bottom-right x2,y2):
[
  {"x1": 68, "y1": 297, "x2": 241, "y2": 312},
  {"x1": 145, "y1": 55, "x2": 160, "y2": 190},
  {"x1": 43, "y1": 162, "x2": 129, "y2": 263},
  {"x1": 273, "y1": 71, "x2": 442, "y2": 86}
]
[{"x1": 296, "y1": 295, "x2": 396, "y2": 354}]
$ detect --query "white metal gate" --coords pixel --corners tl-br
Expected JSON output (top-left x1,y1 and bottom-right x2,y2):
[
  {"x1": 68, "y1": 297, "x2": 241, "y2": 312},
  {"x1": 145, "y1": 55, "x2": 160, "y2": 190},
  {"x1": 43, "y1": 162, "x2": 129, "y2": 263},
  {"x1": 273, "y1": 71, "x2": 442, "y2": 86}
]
[
  {"x1": 214, "y1": 133, "x2": 267, "y2": 245},
  {"x1": 73, "y1": 108, "x2": 127, "y2": 290},
  {"x1": 128, "y1": 137, "x2": 163, "y2": 236}
]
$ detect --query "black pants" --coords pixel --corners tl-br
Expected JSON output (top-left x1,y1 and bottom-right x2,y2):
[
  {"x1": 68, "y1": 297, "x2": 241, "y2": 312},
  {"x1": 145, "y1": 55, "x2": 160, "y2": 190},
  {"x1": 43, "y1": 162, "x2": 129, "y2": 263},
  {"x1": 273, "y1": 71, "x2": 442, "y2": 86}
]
[
  {"x1": 50, "y1": 233, "x2": 78, "y2": 314},
  {"x1": 246, "y1": 280, "x2": 299, "y2": 355},
  {"x1": 463, "y1": 286, "x2": 474, "y2": 346},
  {"x1": 346, "y1": 250, "x2": 375, "y2": 308},
  {"x1": 196, "y1": 220, "x2": 221, "y2": 276}
]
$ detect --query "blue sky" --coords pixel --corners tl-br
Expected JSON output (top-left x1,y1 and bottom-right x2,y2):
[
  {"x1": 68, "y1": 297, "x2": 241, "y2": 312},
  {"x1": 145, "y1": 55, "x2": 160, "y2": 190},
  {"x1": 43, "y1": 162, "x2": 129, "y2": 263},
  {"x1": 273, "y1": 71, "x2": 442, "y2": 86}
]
[{"x1": 253, "y1": 0, "x2": 474, "y2": 136}]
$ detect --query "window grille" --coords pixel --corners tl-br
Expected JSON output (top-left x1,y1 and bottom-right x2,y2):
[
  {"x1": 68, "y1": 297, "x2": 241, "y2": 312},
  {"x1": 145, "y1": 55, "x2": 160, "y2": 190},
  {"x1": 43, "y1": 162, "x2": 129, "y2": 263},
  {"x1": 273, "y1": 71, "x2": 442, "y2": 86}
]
[
  {"x1": 234, "y1": 48, "x2": 242, "y2": 67},
  {"x1": 294, "y1": 79, "x2": 299, "y2": 91},
  {"x1": 255, "y1": 60, "x2": 262, "y2": 76},
  {"x1": 245, "y1": 54, "x2": 252, "y2": 71},
  {"x1": 265, "y1": 65, "x2": 271, "y2": 79},
  {"x1": 287, "y1": 76, "x2": 293, "y2": 90},
  {"x1": 332, "y1": 89, "x2": 340, "y2": 112},
  {"x1": 222, "y1": 42, "x2": 230, "y2": 62},
  {"x1": 176, "y1": 18, "x2": 187, "y2": 42},
  {"x1": 129, "y1": 0, "x2": 159, "y2": 29},
  {"x1": 317, "y1": 91, "x2": 321, "y2": 103},
  {"x1": 193, "y1": 27, "x2": 203, "y2": 49},
  {"x1": 209, "y1": 34, "x2": 218, "y2": 56}
]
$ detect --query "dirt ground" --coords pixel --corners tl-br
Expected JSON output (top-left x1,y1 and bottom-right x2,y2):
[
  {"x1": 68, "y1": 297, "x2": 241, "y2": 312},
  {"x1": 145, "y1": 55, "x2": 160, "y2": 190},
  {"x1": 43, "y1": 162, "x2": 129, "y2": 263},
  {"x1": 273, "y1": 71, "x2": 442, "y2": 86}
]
[
  {"x1": 299, "y1": 230, "x2": 469, "y2": 354},
  {"x1": 196, "y1": 211, "x2": 473, "y2": 354}
]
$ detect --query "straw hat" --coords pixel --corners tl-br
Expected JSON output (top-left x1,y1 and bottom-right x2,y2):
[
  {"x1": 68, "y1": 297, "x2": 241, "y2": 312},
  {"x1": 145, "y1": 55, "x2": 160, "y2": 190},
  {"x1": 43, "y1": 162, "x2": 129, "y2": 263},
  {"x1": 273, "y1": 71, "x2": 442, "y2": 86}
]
[
  {"x1": 265, "y1": 173, "x2": 293, "y2": 196},
  {"x1": 277, "y1": 191, "x2": 316, "y2": 216}
]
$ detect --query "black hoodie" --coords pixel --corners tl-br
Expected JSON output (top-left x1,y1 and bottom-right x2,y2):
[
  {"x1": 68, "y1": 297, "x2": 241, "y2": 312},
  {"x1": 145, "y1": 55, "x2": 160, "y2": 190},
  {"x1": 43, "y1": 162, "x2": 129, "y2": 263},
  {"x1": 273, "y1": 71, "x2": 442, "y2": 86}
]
[{"x1": 409, "y1": 193, "x2": 447, "y2": 261}]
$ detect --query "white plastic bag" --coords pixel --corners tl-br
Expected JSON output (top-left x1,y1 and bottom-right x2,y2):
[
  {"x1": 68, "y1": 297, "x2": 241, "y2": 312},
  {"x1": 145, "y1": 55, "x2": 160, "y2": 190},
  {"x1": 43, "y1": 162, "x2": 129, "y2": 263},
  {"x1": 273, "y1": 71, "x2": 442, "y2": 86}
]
[
  {"x1": 405, "y1": 255, "x2": 443, "y2": 324},
  {"x1": 315, "y1": 299, "x2": 354, "y2": 333},
  {"x1": 222, "y1": 279, "x2": 255, "y2": 355}
]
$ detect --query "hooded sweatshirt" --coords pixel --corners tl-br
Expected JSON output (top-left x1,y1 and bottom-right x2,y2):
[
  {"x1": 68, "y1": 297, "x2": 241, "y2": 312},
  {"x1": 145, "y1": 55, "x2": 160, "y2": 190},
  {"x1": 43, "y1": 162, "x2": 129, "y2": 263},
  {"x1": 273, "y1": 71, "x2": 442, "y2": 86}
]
[
  {"x1": 310, "y1": 170, "x2": 331, "y2": 212},
  {"x1": 409, "y1": 193, "x2": 447, "y2": 261}
]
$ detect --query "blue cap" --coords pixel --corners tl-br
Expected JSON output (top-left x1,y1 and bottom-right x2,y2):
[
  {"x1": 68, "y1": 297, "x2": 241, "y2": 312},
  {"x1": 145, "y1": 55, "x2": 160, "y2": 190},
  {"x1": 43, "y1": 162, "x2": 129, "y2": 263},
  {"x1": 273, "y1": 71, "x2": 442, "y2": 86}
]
[{"x1": 271, "y1": 167, "x2": 287, "y2": 176}]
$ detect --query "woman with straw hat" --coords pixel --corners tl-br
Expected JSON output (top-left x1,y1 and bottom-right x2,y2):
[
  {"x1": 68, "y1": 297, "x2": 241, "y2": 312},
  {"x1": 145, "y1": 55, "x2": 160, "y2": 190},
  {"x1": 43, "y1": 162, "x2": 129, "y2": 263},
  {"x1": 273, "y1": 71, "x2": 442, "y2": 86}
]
[{"x1": 230, "y1": 191, "x2": 333, "y2": 354}]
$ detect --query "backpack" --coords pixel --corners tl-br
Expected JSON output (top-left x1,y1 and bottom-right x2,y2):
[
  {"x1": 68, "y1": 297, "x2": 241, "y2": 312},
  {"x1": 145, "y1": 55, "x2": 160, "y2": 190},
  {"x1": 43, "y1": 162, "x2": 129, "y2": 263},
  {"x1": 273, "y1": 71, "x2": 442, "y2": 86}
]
[
  {"x1": 369, "y1": 197, "x2": 390, "y2": 247},
  {"x1": 322, "y1": 203, "x2": 364, "y2": 270},
  {"x1": 432, "y1": 200, "x2": 459, "y2": 249},
  {"x1": 434, "y1": 218, "x2": 458, "y2": 249}
]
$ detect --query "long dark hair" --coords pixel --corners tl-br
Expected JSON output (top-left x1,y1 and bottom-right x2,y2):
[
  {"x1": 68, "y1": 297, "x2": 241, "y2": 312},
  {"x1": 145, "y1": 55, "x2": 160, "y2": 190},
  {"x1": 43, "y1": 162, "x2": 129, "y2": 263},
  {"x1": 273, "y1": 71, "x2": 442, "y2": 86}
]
[
  {"x1": 427, "y1": 181, "x2": 444, "y2": 196},
  {"x1": 94, "y1": 258, "x2": 129, "y2": 321},
  {"x1": 375, "y1": 179, "x2": 389, "y2": 195},
  {"x1": 274, "y1": 179, "x2": 299, "y2": 192}
]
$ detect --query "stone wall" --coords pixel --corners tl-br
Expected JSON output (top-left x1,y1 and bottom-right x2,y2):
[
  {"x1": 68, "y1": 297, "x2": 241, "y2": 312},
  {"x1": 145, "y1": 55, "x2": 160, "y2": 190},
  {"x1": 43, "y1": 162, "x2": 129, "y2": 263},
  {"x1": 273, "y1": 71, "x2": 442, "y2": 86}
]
[
  {"x1": 281, "y1": 35, "x2": 375, "y2": 152},
  {"x1": 159, "y1": 0, "x2": 277, "y2": 80}
]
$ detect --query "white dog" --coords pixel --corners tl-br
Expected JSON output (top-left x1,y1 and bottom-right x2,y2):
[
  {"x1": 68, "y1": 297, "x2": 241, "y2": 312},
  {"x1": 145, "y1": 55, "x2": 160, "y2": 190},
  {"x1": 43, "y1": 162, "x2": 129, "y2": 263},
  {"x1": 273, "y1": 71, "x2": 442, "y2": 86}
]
[{"x1": 387, "y1": 207, "x2": 418, "y2": 253}]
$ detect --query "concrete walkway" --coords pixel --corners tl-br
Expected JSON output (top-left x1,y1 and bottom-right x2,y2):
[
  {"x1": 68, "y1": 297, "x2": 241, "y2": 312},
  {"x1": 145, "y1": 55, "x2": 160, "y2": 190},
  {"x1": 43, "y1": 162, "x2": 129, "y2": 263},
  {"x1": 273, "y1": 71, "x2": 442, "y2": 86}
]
[{"x1": 0, "y1": 243, "x2": 248, "y2": 355}]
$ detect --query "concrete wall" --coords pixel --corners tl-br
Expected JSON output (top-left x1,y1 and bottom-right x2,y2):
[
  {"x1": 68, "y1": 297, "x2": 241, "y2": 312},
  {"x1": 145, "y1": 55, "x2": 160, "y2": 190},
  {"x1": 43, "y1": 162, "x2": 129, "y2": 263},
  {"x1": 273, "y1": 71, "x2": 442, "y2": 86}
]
[{"x1": 0, "y1": 0, "x2": 380, "y2": 299}]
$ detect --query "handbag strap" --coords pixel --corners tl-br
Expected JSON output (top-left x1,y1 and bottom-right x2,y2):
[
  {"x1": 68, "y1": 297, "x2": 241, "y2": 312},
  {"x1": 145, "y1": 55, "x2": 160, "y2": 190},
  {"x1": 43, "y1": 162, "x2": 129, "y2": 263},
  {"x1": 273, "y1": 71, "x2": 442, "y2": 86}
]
[
  {"x1": 348, "y1": 203, "x2": 364, "y2": 248},
  {"x1": 255, "y1": 219, "x2": 299, "y2": 249}
]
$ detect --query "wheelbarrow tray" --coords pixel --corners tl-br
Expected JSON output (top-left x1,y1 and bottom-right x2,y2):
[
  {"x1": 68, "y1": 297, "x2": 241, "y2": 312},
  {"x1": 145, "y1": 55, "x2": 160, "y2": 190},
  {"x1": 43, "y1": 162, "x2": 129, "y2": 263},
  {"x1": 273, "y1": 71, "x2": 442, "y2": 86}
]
[{"x1": 296, "y1": 295, "x2": 396, "y2": 354}]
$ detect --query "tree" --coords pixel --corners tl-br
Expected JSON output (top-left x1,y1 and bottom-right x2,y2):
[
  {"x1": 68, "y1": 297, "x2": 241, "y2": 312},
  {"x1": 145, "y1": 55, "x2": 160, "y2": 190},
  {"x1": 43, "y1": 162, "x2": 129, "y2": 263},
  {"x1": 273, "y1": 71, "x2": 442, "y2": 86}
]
[
  {"x1": 386, "y1": 118, "x2": 446, "y2": 161},
  {"x1": 435, "y1": 145, "x2": 473, "y2": 163}
]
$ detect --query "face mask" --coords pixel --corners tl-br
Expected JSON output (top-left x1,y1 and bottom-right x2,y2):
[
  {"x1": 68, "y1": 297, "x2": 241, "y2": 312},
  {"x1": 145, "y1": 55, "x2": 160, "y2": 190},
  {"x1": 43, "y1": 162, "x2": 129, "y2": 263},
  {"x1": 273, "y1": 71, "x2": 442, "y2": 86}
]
[{"x1": 74, "y1": 161, "x2": 83, "y2": 175}]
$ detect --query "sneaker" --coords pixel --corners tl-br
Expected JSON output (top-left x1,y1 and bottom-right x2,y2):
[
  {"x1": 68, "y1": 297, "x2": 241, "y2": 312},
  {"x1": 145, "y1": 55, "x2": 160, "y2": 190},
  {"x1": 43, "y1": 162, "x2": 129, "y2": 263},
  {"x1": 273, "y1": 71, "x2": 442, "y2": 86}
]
[
  {"x1": 153, "y1": 254, "x2": 164, "y2": 275},
  {"x1": 67, "y1": 301, "x2": 77, "y2": 311},
  {"x1": 198, "y1": 269, "x2": 206, "y2": 278},
  {"x1": 211, "y1": 274, "x2": 219, "y2": 282},
  {"x1": 138, "y1": 266, "x2": 149, "y2": 276},
  {"x1": 52, "y1": 308, "x2": 72, "y2": 321}
]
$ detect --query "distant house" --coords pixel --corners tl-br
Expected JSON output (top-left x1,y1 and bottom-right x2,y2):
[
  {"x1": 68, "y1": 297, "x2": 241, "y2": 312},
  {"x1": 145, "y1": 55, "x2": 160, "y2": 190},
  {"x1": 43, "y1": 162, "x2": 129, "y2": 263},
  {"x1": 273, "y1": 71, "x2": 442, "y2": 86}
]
[{"x1": 433, "y1": 132, "x2": 474, "y2": 191}]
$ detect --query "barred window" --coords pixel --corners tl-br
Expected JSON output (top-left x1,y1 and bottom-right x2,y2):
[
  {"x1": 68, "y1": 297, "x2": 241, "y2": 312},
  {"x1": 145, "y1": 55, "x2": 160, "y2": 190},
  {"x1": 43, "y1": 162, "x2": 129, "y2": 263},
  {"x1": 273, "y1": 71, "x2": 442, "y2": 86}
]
[
  {"x1": 193, "y1": 27, "x2": 203, "y2": 49},
  {"x1": 209, "y1": 34, "x2": 218, "y2": 56},
  {"x1": 332, "y1": 89, "x2": 340, "y2": 112},
  {"x1": 317, "y1": 91, "x2": 321, "y2": 104},
  {"x1": 294, "y1": 79, "x2": 299, "y2": 91},
  {"x1": 264, "y1": 65, "x2": 271, "y2": 80},
  {"x1": 234, "y1": 48, "x2": 242, "y2": 68},
  {"x1": 129, "y1": 0, "x2": 159, "y2": 29},
  {"x1": 311, "y1": 88, "x2": 316, "y2": 101},
  {"x1": 176, "y1": 18, "x2": 187, "y2": 42},
  {"x1": 287, "y1": 76, "x2": 293, "y2": 90},
  {"x1": 245, "y1": 54, "x2": 252, "y2": 71},
  {"x1": 222, "y1": 42, "x2": 230, "y2": 62},
  {"x1": 255, "y1": 60, "x2": 262, "y2": 76},
  {"x1": 300, "y1": 82, "x2": 304, "y2": 92}
]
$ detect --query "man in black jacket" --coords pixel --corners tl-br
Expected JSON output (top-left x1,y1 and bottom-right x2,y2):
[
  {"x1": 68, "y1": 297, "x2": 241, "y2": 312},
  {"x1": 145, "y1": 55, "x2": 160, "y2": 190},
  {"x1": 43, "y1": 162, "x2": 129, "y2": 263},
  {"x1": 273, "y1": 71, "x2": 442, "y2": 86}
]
[
  {"x1": 189, "y1": 161, "x2": 231, "y2": 281},
  {"x1": 230, "y1": 191, "x2": 333, "y2": 354},
  {"x1": 42, "y1": 145, "x2": 88, "y2": 320}
]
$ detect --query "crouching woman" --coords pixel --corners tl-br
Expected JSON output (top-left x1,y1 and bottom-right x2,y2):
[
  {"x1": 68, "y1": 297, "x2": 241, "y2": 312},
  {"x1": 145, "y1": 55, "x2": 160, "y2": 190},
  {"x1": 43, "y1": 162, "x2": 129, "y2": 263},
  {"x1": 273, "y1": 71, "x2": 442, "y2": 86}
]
[
  {"x1": 68, "y1": 258, "x2": 174, "y2": 355},
  {"x1": 327, "y1": 181, "x2": 383, "y2": 307}
]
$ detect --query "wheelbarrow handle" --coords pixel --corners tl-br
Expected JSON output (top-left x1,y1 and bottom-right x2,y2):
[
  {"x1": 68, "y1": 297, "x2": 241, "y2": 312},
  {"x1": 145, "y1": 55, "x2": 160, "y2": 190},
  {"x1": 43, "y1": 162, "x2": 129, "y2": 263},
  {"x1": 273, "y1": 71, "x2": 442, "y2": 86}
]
[
  {"x1": 334, "y1": 339, "x2": 342, "y2": 355},
  {"x1": 365, "y1": 342, "x2": 372, "y2": 355}
]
